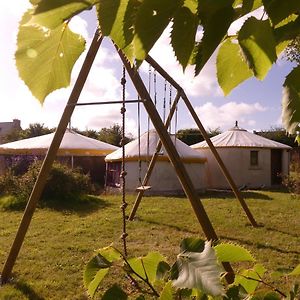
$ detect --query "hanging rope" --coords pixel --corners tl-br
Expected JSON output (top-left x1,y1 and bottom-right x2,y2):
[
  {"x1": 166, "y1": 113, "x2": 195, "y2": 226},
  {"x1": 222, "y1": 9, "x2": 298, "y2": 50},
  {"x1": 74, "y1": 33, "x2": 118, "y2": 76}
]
[
  {"x1": 163, "y1": 79, "x2": 167, "y2": 123},
  {"x1": 120, "y1": 66, "x2": 128, "y2": 257},
  {"x1": 146, "y1": 65, "x2": 152, "y2": 163},
  {"x1": 137, "y1": 88, "x2": 143, "y2": 186},
  {"x1": 169, "y1": 83, "x2": 172, "y2": 133}
]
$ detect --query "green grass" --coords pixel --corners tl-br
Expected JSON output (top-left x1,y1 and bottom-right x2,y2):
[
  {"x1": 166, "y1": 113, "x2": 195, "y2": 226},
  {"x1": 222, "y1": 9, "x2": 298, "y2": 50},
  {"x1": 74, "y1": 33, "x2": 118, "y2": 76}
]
[{"x1": 0, "y1": 189, "x2": 299, "y2": 299}]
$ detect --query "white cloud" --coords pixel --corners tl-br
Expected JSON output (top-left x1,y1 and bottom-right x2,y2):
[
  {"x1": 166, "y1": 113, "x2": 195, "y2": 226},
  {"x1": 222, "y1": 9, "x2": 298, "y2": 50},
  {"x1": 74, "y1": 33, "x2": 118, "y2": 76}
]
[{"x1": 194, "y1": 101, "x2": 267, "y2": 130}]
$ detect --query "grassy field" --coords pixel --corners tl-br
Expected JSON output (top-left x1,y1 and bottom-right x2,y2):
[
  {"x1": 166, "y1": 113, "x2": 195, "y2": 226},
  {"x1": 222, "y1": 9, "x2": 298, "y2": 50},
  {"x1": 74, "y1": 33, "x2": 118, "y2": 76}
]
[{"x1": 0, "y1": 189, "x2": 299, "y2": 299}]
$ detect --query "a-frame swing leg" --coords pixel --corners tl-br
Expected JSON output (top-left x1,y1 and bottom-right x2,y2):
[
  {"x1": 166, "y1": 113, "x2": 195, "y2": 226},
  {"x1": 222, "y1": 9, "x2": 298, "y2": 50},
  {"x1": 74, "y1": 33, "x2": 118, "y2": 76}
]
[
  {"x1": 129, "y1": 91, "x2": 181, "y2": 220},
  {"x1": 0, "y1": 32, "x2": 103, "y2": 285},
  {"x1": 146, "y1": 56, "x2": 258, "y2": 228},
  {"x1": 117, "y1": 48, "x2": 235, "y2": 283}
]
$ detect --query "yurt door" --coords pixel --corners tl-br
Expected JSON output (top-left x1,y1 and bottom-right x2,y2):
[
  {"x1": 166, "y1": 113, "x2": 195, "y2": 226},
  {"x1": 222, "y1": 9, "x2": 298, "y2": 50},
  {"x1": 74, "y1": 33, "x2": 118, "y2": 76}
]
[{"x1": 271, "y1": 149, "x2": 282, "y2": 185}]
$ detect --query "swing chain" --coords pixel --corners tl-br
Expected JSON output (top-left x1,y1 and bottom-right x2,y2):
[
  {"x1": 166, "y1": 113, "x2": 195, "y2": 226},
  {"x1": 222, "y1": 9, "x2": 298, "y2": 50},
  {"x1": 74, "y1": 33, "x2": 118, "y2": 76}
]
[{"x1": 120, "y1": 66, "x2": 128, "y2": 257}]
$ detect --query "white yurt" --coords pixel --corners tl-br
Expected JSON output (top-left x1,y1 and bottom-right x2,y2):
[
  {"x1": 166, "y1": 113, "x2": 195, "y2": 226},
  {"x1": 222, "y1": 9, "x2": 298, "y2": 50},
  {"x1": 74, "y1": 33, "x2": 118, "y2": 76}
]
[
  {"x1": 0, "y1": 129, "x2": 118, "y2": 184},
  {"x1": 191, "y1": 123, "x2": 291, "y2": 189},
  {"x1": 105, "y1": 130, "x2": 207, "y2": 195}
]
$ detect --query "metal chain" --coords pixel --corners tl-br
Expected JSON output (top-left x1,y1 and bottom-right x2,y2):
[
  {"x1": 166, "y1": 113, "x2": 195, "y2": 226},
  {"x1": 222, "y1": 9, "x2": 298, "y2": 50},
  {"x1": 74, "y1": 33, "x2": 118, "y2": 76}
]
[{"x1": 120, "y1": 66, "x2": 128, "y2": 257}]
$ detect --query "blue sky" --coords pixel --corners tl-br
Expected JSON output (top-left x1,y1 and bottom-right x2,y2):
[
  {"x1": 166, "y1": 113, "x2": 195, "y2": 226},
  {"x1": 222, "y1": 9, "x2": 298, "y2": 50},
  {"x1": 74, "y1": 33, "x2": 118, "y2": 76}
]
[{"x1": 0, "y1": 2, "x2": 295, "y2": 138}]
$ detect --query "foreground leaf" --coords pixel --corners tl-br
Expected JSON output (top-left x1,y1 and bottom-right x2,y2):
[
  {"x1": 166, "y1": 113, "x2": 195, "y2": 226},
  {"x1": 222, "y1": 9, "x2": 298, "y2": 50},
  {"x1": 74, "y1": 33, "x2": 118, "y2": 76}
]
[
  {"x1": 282, "y1": 66, "x2": 300, "y2": 134},
  {"x1": 172, "y1": 241, "x2": 224, "y2": 297},
  {"x1": 84, "y1": 247, "x2": 121, "y2": 298},
  {"x1": 234, "y1": 264, "x2": 266, "y2": 294},
  {"x1": 15, "y1": 23, "x2": 85, "y2": 103},
  {"x1": 171, "y1": 6, "x2": 198, "y2": 70},
  {"x1": 128, "y1": 251, "x2": 167, "y2": 284},
  {"x1": 217, "y1": 37, "x2": 253, "y2": 95},
  {"x1": 238, "y1": 17, "x2": 277, "y2": 80},
  {"x1": 102, "y1": 284, "x2": 128, "y2": 300},
  {"x1": 133, "y1": 0, "x2": 182, "y2": 60},
  {"x1": 289, "y1": 264, "x2": 300, "y2": 276},
  {"x1": 214, "y1": 243, "x2": 255, "y2": 262},
  {"x1": 180, "y1": 237, "x2": 205, "y2": 253},
  {"x1": 159, "y1": 281, "x2": 175, "y2": 300},
  {"x1": 28, "y1": 0, "x2": 96, "y2": 29}
]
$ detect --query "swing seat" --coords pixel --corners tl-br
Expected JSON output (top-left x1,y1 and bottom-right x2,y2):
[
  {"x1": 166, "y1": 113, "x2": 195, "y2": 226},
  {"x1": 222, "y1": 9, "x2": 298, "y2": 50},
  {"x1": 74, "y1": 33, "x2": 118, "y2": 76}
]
[{"x1": 136, "y1": 185, "x2": 152, "y2": 191}]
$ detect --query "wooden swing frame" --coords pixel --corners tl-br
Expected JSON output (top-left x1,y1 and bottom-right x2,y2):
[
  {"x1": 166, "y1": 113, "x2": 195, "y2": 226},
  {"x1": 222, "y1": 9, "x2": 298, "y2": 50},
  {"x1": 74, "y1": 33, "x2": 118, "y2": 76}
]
[{"x1": 1, "y1": 30, "x2": 257, "y2": 285}]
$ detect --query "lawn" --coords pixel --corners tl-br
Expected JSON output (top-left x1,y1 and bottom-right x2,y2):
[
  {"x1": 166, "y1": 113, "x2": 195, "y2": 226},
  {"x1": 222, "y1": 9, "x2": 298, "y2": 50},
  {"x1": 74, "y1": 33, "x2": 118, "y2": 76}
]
[{"x1": 0, "y1": 189, "x2": 299, "y2": 299}]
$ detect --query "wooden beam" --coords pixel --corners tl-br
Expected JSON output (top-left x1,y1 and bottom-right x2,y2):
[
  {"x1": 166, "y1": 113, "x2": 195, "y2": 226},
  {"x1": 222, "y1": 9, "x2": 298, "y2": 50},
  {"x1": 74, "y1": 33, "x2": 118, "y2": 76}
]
[{"x1": 1, "y1": 31, "x2": 103, "y2": 284}]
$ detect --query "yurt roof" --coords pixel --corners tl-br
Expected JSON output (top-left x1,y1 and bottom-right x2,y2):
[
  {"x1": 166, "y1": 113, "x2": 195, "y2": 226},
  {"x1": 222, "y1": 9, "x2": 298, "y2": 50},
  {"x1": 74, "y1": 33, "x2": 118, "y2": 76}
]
[
  {"x1": 191, "y1": 123, "x2": 292, "y2": 150},
  {"x1": 0, "y1": 129, "x2": 119, "y2": 156},
  {"x1": 105, "y1": 130, "x2": 207, "y2": 163}
]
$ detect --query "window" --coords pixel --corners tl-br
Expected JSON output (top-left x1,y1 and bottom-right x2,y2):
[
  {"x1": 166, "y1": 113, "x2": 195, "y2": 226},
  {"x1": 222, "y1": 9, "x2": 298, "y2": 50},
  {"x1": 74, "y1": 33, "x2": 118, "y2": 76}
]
[{"x1": 250, "y1": 150, "x2": 259, "y2": 166}]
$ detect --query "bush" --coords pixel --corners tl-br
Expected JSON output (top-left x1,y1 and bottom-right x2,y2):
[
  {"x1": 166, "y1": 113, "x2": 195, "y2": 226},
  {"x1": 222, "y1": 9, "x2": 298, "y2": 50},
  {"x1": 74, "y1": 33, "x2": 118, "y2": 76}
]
[
  {"x1": 283, "y1": 157, "x2": 300, "y2": 194},
  {"x1": 0, "y1": 161, "x2": 92, "y2": 209}
]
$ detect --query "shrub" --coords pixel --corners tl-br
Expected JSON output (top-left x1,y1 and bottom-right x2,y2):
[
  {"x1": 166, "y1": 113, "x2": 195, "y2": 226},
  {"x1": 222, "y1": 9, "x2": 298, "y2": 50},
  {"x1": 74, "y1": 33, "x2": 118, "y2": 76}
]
[
  {"x1": 283, "y1": 157, "x2": 300, "y2": 194},
  {"x1": 0, "y1": 161, "x2": 92, "y2": 209}
]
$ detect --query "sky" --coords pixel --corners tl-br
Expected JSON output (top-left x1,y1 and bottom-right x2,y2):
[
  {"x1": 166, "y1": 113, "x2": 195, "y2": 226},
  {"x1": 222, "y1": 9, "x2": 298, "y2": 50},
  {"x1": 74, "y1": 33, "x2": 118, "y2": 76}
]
[{"x1": 0, "y1": 2, "x2": 296, "y2": 138}]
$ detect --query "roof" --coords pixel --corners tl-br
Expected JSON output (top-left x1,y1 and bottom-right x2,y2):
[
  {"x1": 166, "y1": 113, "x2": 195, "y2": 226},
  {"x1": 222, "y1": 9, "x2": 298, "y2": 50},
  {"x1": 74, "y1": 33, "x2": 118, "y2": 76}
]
[
  {"x1": 191, "y1": 125, "x2": 292, "y2": 150},
  {"x1": 0, "y1": 129, "x2": 119, "y2": 156},
  {"x1": 105, "y1": 130, "x2": 207, "y2": 163}
]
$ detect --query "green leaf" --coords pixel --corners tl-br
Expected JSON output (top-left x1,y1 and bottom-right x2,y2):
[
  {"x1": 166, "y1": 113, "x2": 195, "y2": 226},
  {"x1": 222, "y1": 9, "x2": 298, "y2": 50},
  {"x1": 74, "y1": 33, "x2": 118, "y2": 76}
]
[
  {"x1": 282, "y1": 66, "x2": 300, "y2": 134},
  {"x1": 262, "y1": 0, "x2": 300, "y2": 26},
  {"x1": 238, "y1": 17, "x2": 277, "y2": 80},
  {"x1": 214, "y1": 243, "x2": 255, "y2": 262},
  {"x1": 289, "y1": 264, "x2": 300, "y2": 276},
  {"x1": 180, "y1": 237, "x2": 205, "y2": 253},
  {"x1": 28, "y1": 0, "x2": 96, "y2": 29},
  {"x1": 171, "y1": 6, "x2": 198, "y2": 69},
  {"x1": 195, "y1": 3, "x2": 235, "y2": 75},
  {"x1": 127, "y1": 251, "x2": 167, "y2": 284},
  {"x1": 156, "y1": 261, "x2": 171, "y2": 280},
  {"x1": 133, "y1": 0, "x2": 182, "y2": 60},
  {"x1": 15, "y1": 23, "x2": 85, "y2": 103},
  {"x1": 159, "y1": 281, "x2": 175, "y2": 300},
  {"x1": 234, "y1": 264, "x2": 266, "y2": 294},
  {"x1": 102, "y1": 284, "x2": 128, "y2": 300},
  {"x1": 217, "y1": 37, "x2": 253, "y2": 95},
  {"x1": 173, "y1": 241, "x2": 224, "y2": 297},
  {"x1": 241, "y1": 0, "x2": 263, "y2": 14},
  {"x1": 83, "y1": 247, "x2": 122, "y2": 298},
  {"x1": 97, "y1": 0, "x2": 138, "y2": 62}
]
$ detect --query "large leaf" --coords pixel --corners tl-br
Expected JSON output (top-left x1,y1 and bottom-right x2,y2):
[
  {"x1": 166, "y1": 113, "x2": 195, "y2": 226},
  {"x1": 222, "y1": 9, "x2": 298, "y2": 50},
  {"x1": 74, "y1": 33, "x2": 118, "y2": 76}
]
[
  {"x1": 172, "y1": 241, "x2": 224, "y2": 297},
  {"x1": 217, "y1": 37, "x2": 253, "y2": 95},
  {"x1": 133, "y1": 0, "x2": 182, "y2": 60},
  {"x1": 171, "y1": 6, "x2": 198, "y2": 70},
  {"x1": 214, "y1": 243, "x2": 255, "y2": 262},
  {"x1": 241, "y1": 0, "x2": 263, "y2": 14},
  {"x1": 159, "y1": 281, "x2": 175, "y2": 300},
  {"x1": 84, "y1": 247, "x2": 122, "y2": 298},
  {"x1": 15, "y1": 23, "x2": 85, "y2": 103},
  {"x1": 102, "y1": 284, "x2": 128, "y2": 300},
  {"x1": 262, "y1": 0, "x2": 300, "y2": 26},
  {"x1": 180, "y1": 237, "x2": 205, "y2": 253},
  {"x1": 127, "y1": 251, "x2": 167, "y2": 284},
  {"x1": 234, "y1": 264, "x2": 266, "y2": 294},
  {"x1": 238, "y1": 17, "x2": 277, "y2": 80},
  {"x1": 282, "y1": 66, "x2": 300, "y2": 134},
  {"x1": 97, "y1": 0, "x2": 138, "y2": 62},
  {"x1": 28, "y1": 0, "x2": 96, "y2": 29},
  {"x1": 289, "y1": 264, "x2": 300, "y2": 276},
  {"x1": 195, "y1": 2, "x2": 235, "y2": 75}
]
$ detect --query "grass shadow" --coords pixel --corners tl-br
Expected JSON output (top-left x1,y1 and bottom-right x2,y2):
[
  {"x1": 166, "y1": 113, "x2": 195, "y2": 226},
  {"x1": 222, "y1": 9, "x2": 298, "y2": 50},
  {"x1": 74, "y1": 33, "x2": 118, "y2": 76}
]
[
  {"x1": 0, "y1": 194, "x2": 110, "y2": 216},
  {"x1": 203, "y1": 190, "x2": 272, "y2": 201},
  {"x1": 11, "y1": 279, "x2": 45, "y2": 300}
]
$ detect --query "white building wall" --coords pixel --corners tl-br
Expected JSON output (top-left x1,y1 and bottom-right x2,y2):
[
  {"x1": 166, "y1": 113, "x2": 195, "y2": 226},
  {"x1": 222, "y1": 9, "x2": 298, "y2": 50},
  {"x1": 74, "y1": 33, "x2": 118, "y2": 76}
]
[
  {"x1": 196, "y1": 148, "x2": 274, "y2": 189},
  {"x1": 123, "y1": 161, "x2": 206, "y2": 194}
]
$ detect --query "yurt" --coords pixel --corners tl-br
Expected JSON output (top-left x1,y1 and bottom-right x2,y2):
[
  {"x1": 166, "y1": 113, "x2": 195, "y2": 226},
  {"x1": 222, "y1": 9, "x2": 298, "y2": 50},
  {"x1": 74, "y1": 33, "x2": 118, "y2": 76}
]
[
  {"x1": 105, "y1": 130, "x2": 207, "y2": 195},
  {"x1": 0, "y1": 129, "x2": 118, "y2": 184},
  {"x1": 191, "y1": 123, "x2": 292, "y2": 189}
]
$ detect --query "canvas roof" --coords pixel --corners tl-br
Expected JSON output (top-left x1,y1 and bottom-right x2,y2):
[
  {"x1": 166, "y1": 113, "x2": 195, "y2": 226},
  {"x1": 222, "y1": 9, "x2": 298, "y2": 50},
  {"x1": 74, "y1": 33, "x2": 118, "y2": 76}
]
[
  {"x1": 0, "y1": 129, "x2": 118, "y2": 156},
  {"x1": 105, "y1": 130, "x2": 207, "y2": 163},
  {"x1": 191, "y1": 125, "x2": 292, "y2": 149}
]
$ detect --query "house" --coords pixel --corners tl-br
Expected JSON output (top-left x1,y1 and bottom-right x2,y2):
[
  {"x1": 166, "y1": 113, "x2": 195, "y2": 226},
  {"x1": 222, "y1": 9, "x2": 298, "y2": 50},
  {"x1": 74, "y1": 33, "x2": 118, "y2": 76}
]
[
  {"x1": 0, "y1": 119, "x2": 21, "y2": 143},
  {"x1": 191, "y1": 123, "x2": 291, "y2": 189}
]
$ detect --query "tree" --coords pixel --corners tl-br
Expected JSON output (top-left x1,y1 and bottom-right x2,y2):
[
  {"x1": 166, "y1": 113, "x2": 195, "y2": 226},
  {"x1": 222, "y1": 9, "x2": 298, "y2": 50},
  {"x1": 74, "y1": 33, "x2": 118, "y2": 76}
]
[
  {"x1": 3, "y1": 123, "x2": 54, "y2": 143},
  {"x1": 98, "y1": 124, "x2": 133, "y2": 147},
  {"x1": 176, "y1": 127, "x2": 221, "y2": 145},
  {"x1": 13, "y1": 1, "x2": 300, "y2": 136},
  {"x1": 286, "y1": 35, "x2": 300, "y2": 65}
]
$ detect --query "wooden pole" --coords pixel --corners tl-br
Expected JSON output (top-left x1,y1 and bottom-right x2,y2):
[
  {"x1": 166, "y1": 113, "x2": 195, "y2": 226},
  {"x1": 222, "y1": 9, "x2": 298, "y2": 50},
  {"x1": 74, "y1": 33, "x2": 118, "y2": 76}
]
[
  {"x1": 1, "y1": 31, "x2": 103, "y2": 284},
  {"x1": 117, "y1": 48, "x2": 234, "y2": 283},
  {"x1": 128, "y1": 91, "x2": 181, "y2": 220},
  {"x1": 146, "y1": 55, "x2": 258, "y2": 228}
]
